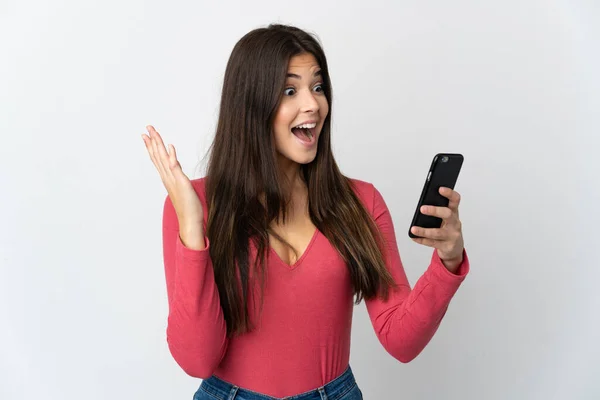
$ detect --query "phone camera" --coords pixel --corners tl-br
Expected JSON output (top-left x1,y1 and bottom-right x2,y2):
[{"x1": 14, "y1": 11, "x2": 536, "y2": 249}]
[{"x1": 441, "y1": 156, "x2": 449, "y2": 163}]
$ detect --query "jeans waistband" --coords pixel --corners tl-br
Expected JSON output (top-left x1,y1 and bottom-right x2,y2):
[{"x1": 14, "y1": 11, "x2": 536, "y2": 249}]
[{"x1": 199, "y1": 365, "x2": 357, "y2": 400}]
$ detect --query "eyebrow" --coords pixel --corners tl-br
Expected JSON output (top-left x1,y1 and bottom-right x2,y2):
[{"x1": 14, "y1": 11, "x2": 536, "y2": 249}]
[{"x1": 286, "y1": 70, "x2": 322, "y2": 79}]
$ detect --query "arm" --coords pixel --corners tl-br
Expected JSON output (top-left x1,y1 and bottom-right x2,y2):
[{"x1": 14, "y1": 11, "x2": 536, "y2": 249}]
[
  {"x1": 162, "y1": 194, "x2": 229, "y2": 377},
  {"x1": 364, "y1": 185, "x2": 470, "y2": 363}
]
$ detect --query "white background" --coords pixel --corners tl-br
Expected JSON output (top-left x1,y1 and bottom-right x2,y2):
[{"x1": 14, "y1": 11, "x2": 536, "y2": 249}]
[{"x1": 1, "y1": 1, "x2": 599, "y2": 399}]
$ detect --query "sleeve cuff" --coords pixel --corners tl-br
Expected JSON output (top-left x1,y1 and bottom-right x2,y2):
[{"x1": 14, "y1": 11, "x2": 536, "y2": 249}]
[
  {"x1": 429, "y1": 247, "x2": 470, "y2": 284},
  {"x1": 175, "y1": 234, "x2": 211, "y2": 261}
]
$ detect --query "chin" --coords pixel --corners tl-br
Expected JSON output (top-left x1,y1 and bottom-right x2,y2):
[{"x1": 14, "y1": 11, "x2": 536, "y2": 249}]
[
  {"x1": 291, "y1": 151, "x2": 317, "y2": 165},
  {"x1": 279, "y1": 149, "x2": 318, "y2": 165},
  {"x1": 297, "y1": 155, "x2": 317, "y2": 164}
]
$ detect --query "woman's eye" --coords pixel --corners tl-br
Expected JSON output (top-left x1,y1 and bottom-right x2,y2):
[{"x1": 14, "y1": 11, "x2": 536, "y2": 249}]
[{"x1": 284, "y1": 84, "x2": 323, "y2": 96}]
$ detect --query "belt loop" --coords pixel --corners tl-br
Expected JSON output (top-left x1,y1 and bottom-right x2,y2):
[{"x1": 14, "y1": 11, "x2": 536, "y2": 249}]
[
  {"x1": 228, "y1": 385, "x2": 239, "y2": 400},
  {"x1": 318, "y1": 386, "x2": 327, "y2": 400}
]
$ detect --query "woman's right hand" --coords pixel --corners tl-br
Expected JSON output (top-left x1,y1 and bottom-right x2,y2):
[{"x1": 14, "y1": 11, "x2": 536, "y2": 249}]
[{"x1": 142, "y1": 125, "x2": 204, "y2": 230}]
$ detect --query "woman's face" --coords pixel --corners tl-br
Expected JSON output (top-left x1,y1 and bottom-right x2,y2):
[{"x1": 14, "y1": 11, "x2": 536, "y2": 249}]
[{"x1": 273, "y1": 52, "x2": 329, "y2": 168}]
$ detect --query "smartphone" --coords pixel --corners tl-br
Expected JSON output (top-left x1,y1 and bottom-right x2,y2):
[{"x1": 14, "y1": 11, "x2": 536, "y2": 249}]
[{"x1": 408, "y1": 153, "x2": 464, "y2": 238}]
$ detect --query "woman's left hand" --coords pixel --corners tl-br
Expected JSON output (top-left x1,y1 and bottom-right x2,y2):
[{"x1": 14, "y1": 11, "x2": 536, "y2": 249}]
[{"x1": 410, "y1": 187, "x2": 464, "y2": 269}]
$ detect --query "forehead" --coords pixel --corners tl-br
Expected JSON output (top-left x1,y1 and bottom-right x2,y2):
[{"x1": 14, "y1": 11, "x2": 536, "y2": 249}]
[{"x1": 287, "y1": 53, "x2": 320, "y2": 72}]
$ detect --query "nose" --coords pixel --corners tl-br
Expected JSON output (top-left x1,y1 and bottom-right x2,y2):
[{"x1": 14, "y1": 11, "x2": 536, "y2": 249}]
[{"x1": 299, "y1": 88, "x2": 320, "y2": 113}]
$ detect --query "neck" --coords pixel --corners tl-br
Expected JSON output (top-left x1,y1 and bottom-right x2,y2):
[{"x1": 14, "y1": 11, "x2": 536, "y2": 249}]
[{"x1": 277, "y1": 155, "x2": 305, "y2": 194}]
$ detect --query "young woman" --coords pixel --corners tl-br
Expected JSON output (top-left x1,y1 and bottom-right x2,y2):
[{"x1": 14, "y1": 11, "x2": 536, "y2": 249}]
[{"x1": 142, "y1": 23, "x2": 469, "y2": 400}]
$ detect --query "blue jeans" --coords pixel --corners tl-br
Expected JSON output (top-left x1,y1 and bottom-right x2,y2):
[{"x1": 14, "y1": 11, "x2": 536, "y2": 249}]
[{"x1": 193, "y1": 365, "x2": 363, "y2": 400}]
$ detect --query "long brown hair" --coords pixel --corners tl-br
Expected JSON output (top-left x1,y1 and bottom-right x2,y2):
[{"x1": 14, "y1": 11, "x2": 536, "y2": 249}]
[{"x1": 200, "y1": 23, "x2": 398, "y2": 338}]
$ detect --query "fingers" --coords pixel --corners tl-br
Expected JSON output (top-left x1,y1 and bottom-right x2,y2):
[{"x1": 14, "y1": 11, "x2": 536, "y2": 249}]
[
  {"x1": 148, "y1": 126, "x2": 170, "y2": 174},
  {"x1": 420, "y1": 205, "x2": 452, "y2": 219},
  {"x1": 439, "y1": 187, "x2": 461, "y2": 211},
  {"x1": 422, "y1": 187, "x2": 461, "y2": 219},
  {"x1": 413, "y1": 188, "x2": 464, "y2": 254},
  {"x1": 142, "y1": 133, "x2": 160, "y2": 170},
  {"x1": 145, "y1": 129, "x2": 168, "y2": 180},
  {"x1": 414, "y1": 199, "x2": 462, "y2": 240},
  {"x1": 147, "y1": 125, "x2": 167, "y2": 156},
  {"x1": 410, "y1": 236, "x2": 442, "y2": 248},
  {"x1": 411, "y1": 226, "x2": 447, "y2": 240},
  {"x1": 168, "y1": 143, "x2": 179, "y2": 170},
  {"x1": 142, "y1": 125, "x2": 178, "y2": 181}
]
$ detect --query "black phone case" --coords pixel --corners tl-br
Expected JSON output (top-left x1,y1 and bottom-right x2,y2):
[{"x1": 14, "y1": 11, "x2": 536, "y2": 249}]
[{"x1": 408, "y1": 153, "x2": 464, "y2": 238}]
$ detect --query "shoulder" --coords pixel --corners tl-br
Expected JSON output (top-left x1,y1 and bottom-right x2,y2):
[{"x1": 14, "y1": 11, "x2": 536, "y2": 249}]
[
  {"x1": 346, "y1": 177, "x2": 390, "y2": 219},
  {"x1": 347, "y1": 177, "x2": 374, "y2": 195},
  {"x1": 347, "y1": 177, "x2": 378, "y2": 212}
]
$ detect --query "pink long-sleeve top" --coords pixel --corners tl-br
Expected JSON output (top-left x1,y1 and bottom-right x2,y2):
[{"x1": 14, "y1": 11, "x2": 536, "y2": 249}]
[{"x1": 162, "y1": 177, "x2": 469, "y2": 398}]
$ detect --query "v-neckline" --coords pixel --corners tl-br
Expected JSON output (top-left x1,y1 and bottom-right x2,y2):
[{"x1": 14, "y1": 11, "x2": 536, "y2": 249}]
[{"x1": 269, "y1": 228, "x2": 320, "y2": 270}]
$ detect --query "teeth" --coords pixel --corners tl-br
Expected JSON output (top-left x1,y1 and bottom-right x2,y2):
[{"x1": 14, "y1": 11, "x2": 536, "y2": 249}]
[{"x1": 293, "y1": 122, "x2": 317, "y2": 129}]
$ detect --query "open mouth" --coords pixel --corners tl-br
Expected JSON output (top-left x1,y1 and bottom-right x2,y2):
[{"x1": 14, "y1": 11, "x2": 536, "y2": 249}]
[{"x1": 291, "y1": 122, "x2": 317, "y2": 144}]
